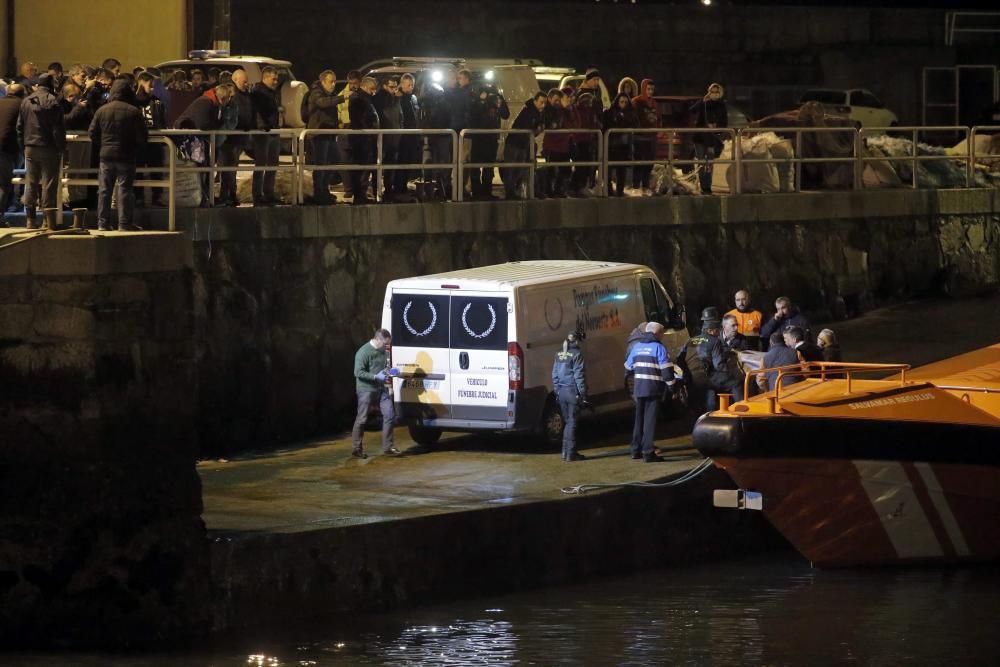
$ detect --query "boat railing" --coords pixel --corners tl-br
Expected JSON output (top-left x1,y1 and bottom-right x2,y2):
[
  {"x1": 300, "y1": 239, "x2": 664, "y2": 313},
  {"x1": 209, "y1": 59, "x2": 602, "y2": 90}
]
[{"x1": 738, "y1": 362, "x2": 912, "y2": 413}]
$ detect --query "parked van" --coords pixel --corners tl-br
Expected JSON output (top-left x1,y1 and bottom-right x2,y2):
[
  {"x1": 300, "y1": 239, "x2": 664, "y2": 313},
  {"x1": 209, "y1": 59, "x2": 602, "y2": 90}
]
[{"x1": 380, "y1": 260, "x2": 691, "y2": 446}]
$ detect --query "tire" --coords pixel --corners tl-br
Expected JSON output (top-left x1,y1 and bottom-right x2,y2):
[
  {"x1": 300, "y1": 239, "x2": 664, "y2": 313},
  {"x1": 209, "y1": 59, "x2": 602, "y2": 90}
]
[
  {"x1": 408, "y1": 424, "x2": 442, "y2": 448},
  {"x1": 538, "y1": 399, "x2": 565, "y2": 448}
]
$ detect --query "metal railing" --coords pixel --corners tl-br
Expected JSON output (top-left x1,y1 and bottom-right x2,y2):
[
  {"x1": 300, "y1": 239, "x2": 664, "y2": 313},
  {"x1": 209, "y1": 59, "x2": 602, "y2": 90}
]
[
  {"x1": 6, "y1": 124, "x2": 999, "y2": 229},
  {"x1": 456, "y1": 128, "x2": 536, "y2": 202},
  {"x1": 297, "y1": 128, "x2": 458, "y2": 204},
  {"x1": 741, "y1": 361, "x2": 913, "y2": 413}
]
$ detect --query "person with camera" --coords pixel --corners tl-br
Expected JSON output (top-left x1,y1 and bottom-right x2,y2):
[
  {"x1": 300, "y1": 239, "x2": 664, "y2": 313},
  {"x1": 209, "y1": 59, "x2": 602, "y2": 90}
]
[
  {"x1": 552, "y1": 330, "x2": 588, "y2": 462},
  {"x1": 624, "y1": 322, "x2": 675, "y2": 462},
  {"x1": 352, "y1": 329, "x2": 400, "y2": 458}
]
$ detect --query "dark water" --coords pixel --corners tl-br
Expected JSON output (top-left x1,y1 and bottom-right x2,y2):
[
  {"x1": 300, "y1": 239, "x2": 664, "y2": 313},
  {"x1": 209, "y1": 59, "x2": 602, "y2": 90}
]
[{"x1": 11, "y1": 554, "x2": 1000, "y2": 666}]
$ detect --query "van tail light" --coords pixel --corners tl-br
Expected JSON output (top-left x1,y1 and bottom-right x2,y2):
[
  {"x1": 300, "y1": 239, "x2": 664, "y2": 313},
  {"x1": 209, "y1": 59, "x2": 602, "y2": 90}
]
[{"x1": 508, "y1": 342, "x2": 524, "y2": 391}]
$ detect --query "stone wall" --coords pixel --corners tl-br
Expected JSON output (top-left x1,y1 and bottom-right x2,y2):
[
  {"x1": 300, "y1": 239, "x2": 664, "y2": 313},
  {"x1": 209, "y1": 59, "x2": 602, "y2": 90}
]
[
  {"x1": 181, "y1": 190, "x2": 1000, "y2": 454},
  {"x1": 0, "y1": 234, "x2": 210, "y2": 646}
]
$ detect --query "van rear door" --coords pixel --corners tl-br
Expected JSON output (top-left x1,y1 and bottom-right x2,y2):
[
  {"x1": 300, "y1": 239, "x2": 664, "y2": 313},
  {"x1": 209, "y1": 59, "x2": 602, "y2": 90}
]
[
  {"x1": 448, "y1": 291, "x2": 511, "y2": 422},
  {"x1": 390, "y1": 289, "x2": 452, "y2": 420}
]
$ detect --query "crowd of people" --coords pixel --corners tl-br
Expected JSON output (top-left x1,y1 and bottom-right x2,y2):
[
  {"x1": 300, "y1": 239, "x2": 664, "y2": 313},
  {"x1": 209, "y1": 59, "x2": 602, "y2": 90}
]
[{"x1": 0, "y1": 58, "x2": 732, "y2": 228}]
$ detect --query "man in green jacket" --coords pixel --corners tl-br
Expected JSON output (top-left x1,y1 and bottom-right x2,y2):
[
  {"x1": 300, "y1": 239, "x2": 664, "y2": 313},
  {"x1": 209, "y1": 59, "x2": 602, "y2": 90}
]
[{"x1": 352, "y1": 328, "x2": 399, "y2": 457}]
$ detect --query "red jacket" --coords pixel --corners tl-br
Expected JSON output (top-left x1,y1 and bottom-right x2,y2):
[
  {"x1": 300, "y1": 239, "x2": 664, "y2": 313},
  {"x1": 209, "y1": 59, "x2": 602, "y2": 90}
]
[{"x1": 632, "y1": 79, "x2": 659, "y2": 141}]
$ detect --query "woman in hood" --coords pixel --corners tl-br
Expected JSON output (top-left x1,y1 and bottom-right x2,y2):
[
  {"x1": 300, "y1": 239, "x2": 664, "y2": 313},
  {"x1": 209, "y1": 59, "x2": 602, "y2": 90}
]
[
  {"x1": 689, "y1": 82, "x2": 727, "y2": 194},
  {"x1": 603, "y1": 92, "x2": 637, "y2": 196},
  {"x1": 617, "y1": 77, "x2": 639, "y2": 99}
]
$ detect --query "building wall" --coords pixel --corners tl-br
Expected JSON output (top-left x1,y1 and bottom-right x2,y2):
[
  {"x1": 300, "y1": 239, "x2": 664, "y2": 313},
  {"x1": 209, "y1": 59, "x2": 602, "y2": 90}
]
[{"x1": 12, "y1": 0, "x2": 186, "y2": 73}]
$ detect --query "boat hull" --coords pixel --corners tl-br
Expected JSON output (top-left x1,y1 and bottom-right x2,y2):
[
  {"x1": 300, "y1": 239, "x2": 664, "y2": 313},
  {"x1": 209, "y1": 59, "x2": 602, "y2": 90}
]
[{"x1": 695, "y1": 415, "x2": 1000, "y2": 567}]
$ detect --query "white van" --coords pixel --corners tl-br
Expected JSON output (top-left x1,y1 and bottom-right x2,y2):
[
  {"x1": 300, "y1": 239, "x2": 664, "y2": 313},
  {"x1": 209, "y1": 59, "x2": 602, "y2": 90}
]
[{"x1": 380, "y1": 260, "x2": 691, "y2": 446}]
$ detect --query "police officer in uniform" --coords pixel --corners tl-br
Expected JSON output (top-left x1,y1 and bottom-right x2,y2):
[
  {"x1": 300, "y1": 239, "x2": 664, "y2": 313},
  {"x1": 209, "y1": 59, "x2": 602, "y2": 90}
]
[
  {"x1": 677, "y1": 307, "x2": 744, "y2": 411},
  {"x1": 552, "y1": 330, "x2": 588, "y2": 461}
]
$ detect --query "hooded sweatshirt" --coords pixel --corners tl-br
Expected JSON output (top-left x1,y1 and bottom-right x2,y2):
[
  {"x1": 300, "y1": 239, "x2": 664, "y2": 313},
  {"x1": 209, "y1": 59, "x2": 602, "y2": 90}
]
[
  {"x1": 17, "y1": 84, "x2": 66, "y2": 151},
  {"x1": 88, "y1": 78, "x2": 147, "y2": 161},
  {"x1": 632, "y1": 79, "x2": 659, "y2": 142},
  {"x1": 603, "y1": 93, "x2": 637, "y2": 146}
]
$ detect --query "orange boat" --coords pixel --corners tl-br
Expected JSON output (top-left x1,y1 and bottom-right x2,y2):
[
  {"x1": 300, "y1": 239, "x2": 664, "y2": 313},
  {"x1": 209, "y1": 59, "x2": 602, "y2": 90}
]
[{"x1": 692, "y1": 344, "x2": 1000, "y2": 567}]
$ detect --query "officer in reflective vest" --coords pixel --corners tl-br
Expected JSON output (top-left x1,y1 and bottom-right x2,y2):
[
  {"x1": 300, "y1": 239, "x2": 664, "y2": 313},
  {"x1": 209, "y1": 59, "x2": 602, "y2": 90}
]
[
  {"x1": 624, "y1": 322, "x2": 675, "y2": 463},
  {"x1": 552, "y1": 330, "x2": 588, "y2": 461}
]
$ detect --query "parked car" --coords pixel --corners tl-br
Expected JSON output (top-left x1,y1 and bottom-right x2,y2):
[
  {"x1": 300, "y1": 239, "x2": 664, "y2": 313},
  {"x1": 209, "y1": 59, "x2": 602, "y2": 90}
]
[
  {"x1": 798, "y1": 89, "x2": 898, "y2": 128},
  {"x1": 154, "y1": 51, "x2": 308, "y2": 128}
]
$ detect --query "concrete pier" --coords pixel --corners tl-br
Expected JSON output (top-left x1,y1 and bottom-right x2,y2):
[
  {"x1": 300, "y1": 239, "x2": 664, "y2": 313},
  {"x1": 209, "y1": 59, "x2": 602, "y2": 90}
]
[{"x1": 1, "y1": 190, "x2": 998, "y2": 646}]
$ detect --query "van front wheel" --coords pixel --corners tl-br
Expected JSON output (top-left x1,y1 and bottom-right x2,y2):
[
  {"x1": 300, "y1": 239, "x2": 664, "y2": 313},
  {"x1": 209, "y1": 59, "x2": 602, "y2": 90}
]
[{"x1": 408, "y1": 425, "x2": 443, "y2": 448}]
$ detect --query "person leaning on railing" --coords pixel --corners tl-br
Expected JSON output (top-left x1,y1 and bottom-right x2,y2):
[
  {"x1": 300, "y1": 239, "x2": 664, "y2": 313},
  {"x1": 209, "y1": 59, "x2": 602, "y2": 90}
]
[
  {"x1": 250, "y1": 66, "x2": 283, "y2": 206},
  {"x1": 502, "y1": 92, "x2": 546, "y2": 201},
  {"x1": 305, "y1": 69, "x2": 345, "y2": 205},
  {"x1": 603, "y1": 92, "x2": 636, "y2": 197},
  {"x1": 689, "y1": 82, "x2": 727, "y2": 195},
  {"x1": 173, "y1": 82, "x2": 234, "y2": 208}
]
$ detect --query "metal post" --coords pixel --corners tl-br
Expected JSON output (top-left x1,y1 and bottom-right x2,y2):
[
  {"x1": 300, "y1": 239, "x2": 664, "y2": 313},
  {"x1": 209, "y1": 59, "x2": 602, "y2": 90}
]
[
  {"x1": 527, "y1": 133, "x2": 535, "y2": 200},
  {"x1": 602, "y1": 129, "x2": 610, "y2": 197},
  {"x1": 457, "y1": 129, "x2": 465, "y2": 203},
  {"x1": 968, "y1": 126, "x2": 975, "y2": 187},
  {"x1": 297, "y1": 130, "x2": 306, "y2": 205},
  {"x1": 451, "y1": 130, "x2": 459, "y2": 202},
  {"x1": 733, "y1": 129, "x2": 742, "y2": 195},
  {"x1": 375, "y1": 131, "x2": 383, "y2": 203},
  {"x1": 795, "y1": 131, "x2": 802, "y2": 193},
  {"x1": 596, "y1": 128, "x2": 605, "y2": 198},
  {"x1": 166, "y1": 137, "x2": 176, "y2": 232},
  {"x1": 56, "y1": 152, "x2": 65, "y2": 212},
  {"x1": 208, "y1": 136, "x2": 216, "y2": 206},
  {"x1": 911, "y1": 129, "x2": 918, "y2": 189},
  {"x1": 854, "y1": 129, "x2": 863, "y2": 190}
]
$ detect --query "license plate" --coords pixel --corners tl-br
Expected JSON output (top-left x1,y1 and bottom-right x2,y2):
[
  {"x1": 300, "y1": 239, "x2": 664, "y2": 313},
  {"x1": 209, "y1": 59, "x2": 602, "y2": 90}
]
[{"x1": 404, "y1": 378, "x2": 441, "y2": 390}]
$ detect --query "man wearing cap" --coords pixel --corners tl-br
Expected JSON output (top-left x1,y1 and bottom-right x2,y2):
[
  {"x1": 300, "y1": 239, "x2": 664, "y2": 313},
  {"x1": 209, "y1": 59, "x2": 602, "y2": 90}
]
[
  {"x1": 17, "y1": 73, "x2": 65, "y2": 229},
  {"x1": 552, "y1": 330, "x2": 588, "y2": 462},
  {"x1": 676, "y1": 307, "x2": 743, "y2": 410},
  {"x1": 578, "y1": 69, "x2": 607, "y2": 111},
  {"x1": 624, "y1": 322, "x2": 676, "y2": 463}
]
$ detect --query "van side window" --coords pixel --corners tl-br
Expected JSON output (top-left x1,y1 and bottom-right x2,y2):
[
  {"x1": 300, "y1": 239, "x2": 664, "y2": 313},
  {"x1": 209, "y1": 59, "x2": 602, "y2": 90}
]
[
  {"x1": 391, "y1": 293, "x2": 450, "y2": 349},
  {"x1": 450, "y1": 296, "x2": 509, "y2": 351},
  {"x1": 639, "y1": 278, "x2": 663, "y2": 325}
]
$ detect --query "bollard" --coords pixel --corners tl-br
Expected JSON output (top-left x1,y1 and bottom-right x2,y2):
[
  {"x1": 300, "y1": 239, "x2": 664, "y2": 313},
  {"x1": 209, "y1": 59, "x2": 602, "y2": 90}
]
[
  {"x1": 71, "y1": 208, "x2": 87, "y2": 230},
  {"x1": 24, "y1": 205, "x2": 37, "y2": 230},
  {"x1": 719, "y1": 393, "x2": 732, "y2": 411},
  {"x1": 42, "y1": 208, "x2": 60, "y2": 231}
]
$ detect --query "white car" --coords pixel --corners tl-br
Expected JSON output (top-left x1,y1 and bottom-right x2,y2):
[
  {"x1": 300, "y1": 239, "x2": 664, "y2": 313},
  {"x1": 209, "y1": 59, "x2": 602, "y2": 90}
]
[
  {"x1": 799, "y1": 89, "x2": 899, "y2": 128},
  {"x1": 154, "y1": 51, "x2": 308, "y2": 127}
]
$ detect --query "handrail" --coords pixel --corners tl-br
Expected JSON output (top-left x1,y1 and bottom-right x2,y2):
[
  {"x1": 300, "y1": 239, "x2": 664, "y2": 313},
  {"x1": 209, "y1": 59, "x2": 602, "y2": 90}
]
[
  {"x1": 743, "y1": 361, "x2": 912, "y2": 403},
  {"x1": 455, "y1": 128, "x2": 537, "y2": 202},
  {"x1": 298, "y1": 128, "x2": 458, "y2": 204},
  {"x1": 859, "y1": 125, "x2": 971, "y2": 189},
  {"x1": 605, "y1": 127, "x2": 739, "y2": 194}
]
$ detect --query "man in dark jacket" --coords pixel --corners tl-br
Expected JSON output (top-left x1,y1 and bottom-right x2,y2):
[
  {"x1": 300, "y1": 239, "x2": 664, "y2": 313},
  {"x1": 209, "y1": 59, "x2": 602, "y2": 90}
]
[
  {"x1": 552, "y1": 330, "x2": 588, "y2": 462},
  {"x1": 604, "y1": 92, "x2": 636, "y2": 197},
  {"x1": 760, "y1": 296, "x2": 812, "y2": 341},
  {"x1": 570, "y1": 90, "x2": 603, "y2": 196},
  {"x1": 218, "y1": 69, "x2": 254, "y2": 206},
  {"x1": 631, "y1": 79, "x2": 659, "y2": 195},
  {"x1": 306, "y1": 69, "x2": 344, "y2": 204},
  {"x1": 541, "y1": 89, "x2": 571, "y2": 198},
  {"x1": 373, "y1": 77, "x2": 402, "y2": 200},
  {"x1": 624, "y1": 322, "x2": 675, "y2": 462},
  {"x1": 394, "y1": 73, "x2": 420, "y2": 199},
  {"x1": 348, "y1": 77, "x2": 380, "y2": 205},
  {"x1": 760, "y1": 332, "x2": 801, "y2": 392},
  {"x1": 17, "y1": 74, "x2": 66, "y2": 229},
  {"x1": 251, "y1": 66, "x2": 282, "y2": 205},
  {"x1": 0, "y1": 85, "x2": 22, "y2": 226},
  {"x1": 676, "y1": 307, "x2": 743, "y2": 411},
  {"x1": 175, "y1": 83, "x2": 231, "y2": 207},
  {"x1": 134, "y1": 70, "x2": 167, "y2": 206},
  {"x1": 468, "y1": 84, "x2": 509, "y2": 200},
  {"x1": 89, "y1": 78, "x2": 148, "y2": 231},
  {"x1": 502, "y1": 92, "x2": 546, "y2": 200}
]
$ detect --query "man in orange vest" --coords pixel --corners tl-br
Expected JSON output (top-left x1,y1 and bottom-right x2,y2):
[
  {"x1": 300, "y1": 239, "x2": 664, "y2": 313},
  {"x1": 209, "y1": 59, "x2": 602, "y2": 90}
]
[{"x1": 725, "y1": 289, "x2": 764, "y2": 351}]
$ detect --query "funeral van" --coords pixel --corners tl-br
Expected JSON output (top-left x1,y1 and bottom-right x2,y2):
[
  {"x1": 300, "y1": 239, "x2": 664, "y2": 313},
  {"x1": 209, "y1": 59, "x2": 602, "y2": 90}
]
[{"x1": 380, "y1": 260, "x2": 692, "y2": 446}]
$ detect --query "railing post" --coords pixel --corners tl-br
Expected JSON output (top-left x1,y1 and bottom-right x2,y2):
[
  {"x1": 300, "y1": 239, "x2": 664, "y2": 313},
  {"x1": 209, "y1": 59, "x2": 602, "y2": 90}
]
[
  {"x1": 854, "y1": 128, "x2": 863, "y2": 191},
  {"x1": 457, "y1": 129, "x2": 465, "y2": 203},
  {"x1": 795, "y1": 131, "x2": 802, "y2": 193},
  {"x1": 450, "y1": 130, "x2": 459, "y2": 202},
  {"x1": 166, "y1": 137, "x2": 176, "y2": 232},
  {"x1": 56, "y1": 152, "x2": 65, "y2": 212},
  {"x1": 968, "y1": 126, "x2": 975, "y2": 187},
  {"x1": 733, "y1": 129, "x2": 742, "y2": 195},
  {"x1": 298, "y1": 130, "x2": 306, "y2": 205},
  {"x1": 208, "y1": 136, "x2": 216, "y2": 207},
  {"x1": 527, "y1": 132, "x2": 535, "y2": 200},
  {"x1": 375, "y1": 131, "x2": 383, "y2": 203}
]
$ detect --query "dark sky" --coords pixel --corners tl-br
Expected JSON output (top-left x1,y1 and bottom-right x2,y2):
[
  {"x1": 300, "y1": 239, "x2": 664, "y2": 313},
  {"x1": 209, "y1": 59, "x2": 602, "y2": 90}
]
[{"x1": 573, "y1": 0, "x2": 997, "y2": 6}]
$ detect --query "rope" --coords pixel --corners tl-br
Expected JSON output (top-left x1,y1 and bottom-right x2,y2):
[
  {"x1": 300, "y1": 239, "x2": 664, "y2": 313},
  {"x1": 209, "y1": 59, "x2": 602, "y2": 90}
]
[{"x1": 560, "y1": 457, "x2": 715, "y2": 495}]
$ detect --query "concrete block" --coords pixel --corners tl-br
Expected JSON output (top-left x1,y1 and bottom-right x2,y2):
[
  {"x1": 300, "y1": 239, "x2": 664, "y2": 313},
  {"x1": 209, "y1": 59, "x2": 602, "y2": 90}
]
[
  {"x1": 0, "y1": 304, "x2": 34, "y2": 339},
  {"x1": 32, "y1": 303, "x2": 96, "y2": 340}
]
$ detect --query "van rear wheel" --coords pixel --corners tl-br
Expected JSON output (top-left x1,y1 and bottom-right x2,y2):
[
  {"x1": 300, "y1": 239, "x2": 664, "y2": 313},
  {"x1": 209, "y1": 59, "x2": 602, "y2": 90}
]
[
  {"x1": 408, "y1": 425, "x2": 443, "y2": 448},
  {"x1": 539, "y1": 400, "x2": 564, "y2": 448}
]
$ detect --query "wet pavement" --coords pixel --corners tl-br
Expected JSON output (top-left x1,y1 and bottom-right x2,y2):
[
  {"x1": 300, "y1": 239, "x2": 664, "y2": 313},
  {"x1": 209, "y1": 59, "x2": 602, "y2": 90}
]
[{"x1": 200, "y1": 295, "x2": 1000, "y2": 537}]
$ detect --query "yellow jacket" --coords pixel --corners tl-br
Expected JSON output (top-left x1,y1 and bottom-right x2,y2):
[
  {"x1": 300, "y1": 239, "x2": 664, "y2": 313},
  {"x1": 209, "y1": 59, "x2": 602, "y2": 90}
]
[{"x1": 725, "y1": 308, "x2": 764, "y2": 337}]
